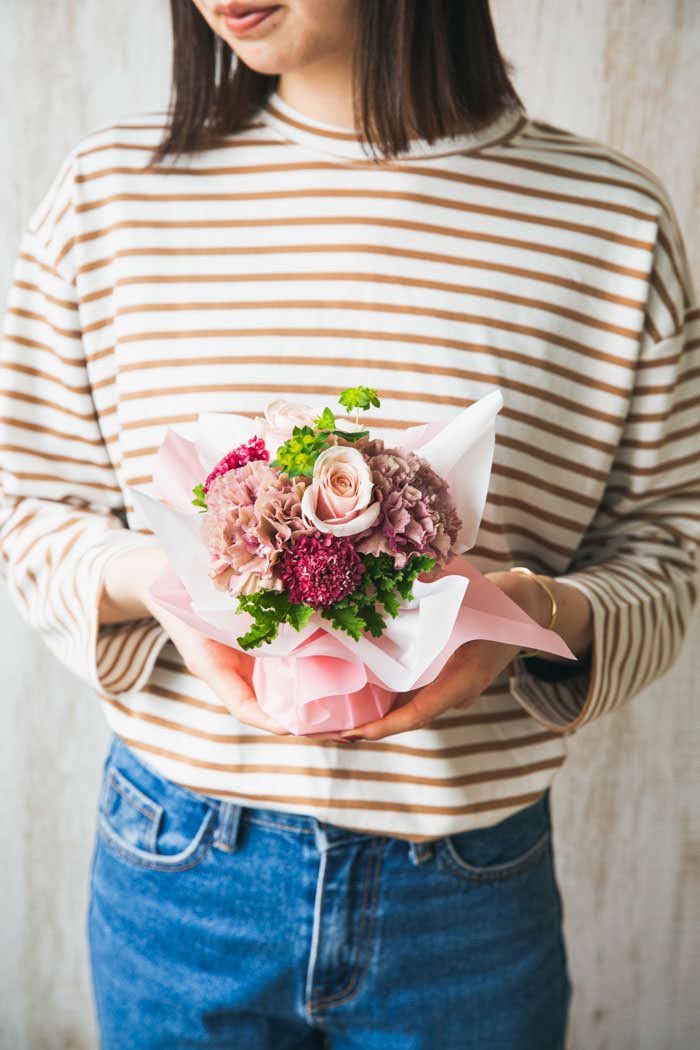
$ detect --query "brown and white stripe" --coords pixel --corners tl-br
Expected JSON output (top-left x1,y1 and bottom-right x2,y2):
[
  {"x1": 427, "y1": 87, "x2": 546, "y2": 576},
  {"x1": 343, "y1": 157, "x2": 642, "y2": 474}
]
[{"x1": 1, "y1": 89, "x2": 698, "y2": 840}]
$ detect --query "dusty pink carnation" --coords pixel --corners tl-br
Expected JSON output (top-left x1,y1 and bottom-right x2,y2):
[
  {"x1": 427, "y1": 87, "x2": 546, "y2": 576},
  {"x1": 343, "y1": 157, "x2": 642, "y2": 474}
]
[
  {"x1": 277, "y1": 534, "x2": 365, "y2": 607},
  {"x1": 203, "y1": 436, "x2": 269, "y2": 493},
  {"x1": 202, "y1": 460, "x2": 311, "y2": 596},
  {"x1": 353, "y1": 439, "x2": 462, "y2": 568}
]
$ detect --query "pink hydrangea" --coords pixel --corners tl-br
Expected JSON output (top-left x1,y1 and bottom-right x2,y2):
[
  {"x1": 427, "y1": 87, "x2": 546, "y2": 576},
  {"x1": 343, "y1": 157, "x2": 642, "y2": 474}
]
[
  {"x1": 352, "y1": 439, "x2": 462, "y2": 567},
  {"x1": 277, "y1": 534, "x2": 365, "y2": 607},
  {"x1": 203, "y1": 436, "x2": 269, "y2": 493}
]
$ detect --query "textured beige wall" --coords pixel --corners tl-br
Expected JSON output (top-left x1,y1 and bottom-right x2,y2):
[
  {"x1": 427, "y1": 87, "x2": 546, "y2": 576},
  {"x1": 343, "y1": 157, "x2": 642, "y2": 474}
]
[{"x1": 1, "y1": 2, "x2": 698, "y2": 1047}]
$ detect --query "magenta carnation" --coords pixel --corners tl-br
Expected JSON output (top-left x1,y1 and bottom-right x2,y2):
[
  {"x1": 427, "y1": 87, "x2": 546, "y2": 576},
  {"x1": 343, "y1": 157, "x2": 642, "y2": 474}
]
[
  {"x1": 204, "y1": 436, "x2": 269, "y2": 493},
  {"x1": 278, "y1": 534, "x2": 365, "y2": 607}
]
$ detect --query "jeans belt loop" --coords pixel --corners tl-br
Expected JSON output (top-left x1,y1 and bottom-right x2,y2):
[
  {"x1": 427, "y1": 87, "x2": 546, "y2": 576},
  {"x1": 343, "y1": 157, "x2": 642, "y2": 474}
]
[
  {"x1": 408, "y1": 840, "x2": 434, "y2": 865},
  {"x1": 213, "y1": 802, "x2": 244, "y2": 854}
]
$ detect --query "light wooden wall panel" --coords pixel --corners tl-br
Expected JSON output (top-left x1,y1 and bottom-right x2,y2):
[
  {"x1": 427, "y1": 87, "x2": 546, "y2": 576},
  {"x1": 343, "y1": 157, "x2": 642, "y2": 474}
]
[{"x1": 1, "y1": 2, "x2": 698, "y2": 1047}]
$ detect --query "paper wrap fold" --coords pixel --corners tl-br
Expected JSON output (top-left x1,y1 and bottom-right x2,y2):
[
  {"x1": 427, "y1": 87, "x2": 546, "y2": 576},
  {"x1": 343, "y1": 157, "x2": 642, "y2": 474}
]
[{"x1": 130, "y1": 391, "x2": 577, "y2": 734}]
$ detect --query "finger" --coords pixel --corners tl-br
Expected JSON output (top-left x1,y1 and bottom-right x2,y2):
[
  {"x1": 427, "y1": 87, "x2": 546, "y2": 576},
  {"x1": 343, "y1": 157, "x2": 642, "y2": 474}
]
[
  {"x1": 206, "y1": 663, "x2": 292, "y2": 736},
  {"x1": 234, "y1": 697, "x2": 294, "y2": 736},
  {"x1": 298, "y1": 731, "x2": 356, "y2": 744},
  {"x1": 340, "y1": 657, "x2": 479, "y2": 741},
  {"x1": 340, "y1": 686, "x2": 450, "y2": 741},
  {"x1": 146, "y1": 608, "x2": 287, "y2": 733}
]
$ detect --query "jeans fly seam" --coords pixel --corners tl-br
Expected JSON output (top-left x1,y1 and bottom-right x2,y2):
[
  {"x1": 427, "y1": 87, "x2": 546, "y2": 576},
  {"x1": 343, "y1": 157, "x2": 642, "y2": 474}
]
[
  {"x1": 304, "y1": 845, "x2": 328, "y2": 1016},
  {"x1": 308, "y1": 837, "x2": 386, "y2": 1012},
  {"x1": 306, "y1": 840, "x2": 374, "y2": 1016}
]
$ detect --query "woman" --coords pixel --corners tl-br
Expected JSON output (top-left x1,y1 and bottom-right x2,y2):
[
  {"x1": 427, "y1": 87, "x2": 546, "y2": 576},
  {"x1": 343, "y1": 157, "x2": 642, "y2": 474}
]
[{"x1": 1, "y1": 1, "x2": 698, "y2": 1047}]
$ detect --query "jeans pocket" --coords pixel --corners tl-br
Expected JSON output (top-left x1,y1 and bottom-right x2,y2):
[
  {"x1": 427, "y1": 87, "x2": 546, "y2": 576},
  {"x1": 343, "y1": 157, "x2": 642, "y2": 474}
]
[
  {"x1": 97, "y1": 739, "x2": 216, "y2": 872},
  {"x1": 436, "y1": 792, "x2": 552, "y2": 883}
]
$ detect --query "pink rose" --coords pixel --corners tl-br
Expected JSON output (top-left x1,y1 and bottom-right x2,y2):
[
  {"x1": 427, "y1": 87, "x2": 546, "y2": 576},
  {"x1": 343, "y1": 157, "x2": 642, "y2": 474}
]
[
  {"x1": 254, "y1": 399, "x2": 317, "y2": 454},
  {"x1": 301, "y1": 446, "x2": 380, "y2": 536}
]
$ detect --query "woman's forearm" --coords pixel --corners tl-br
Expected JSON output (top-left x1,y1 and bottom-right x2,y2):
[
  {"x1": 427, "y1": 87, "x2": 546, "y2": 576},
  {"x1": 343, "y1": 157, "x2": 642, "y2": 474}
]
[{"x1": 98, "y1": 546, "x2": 169, "y2": 625}]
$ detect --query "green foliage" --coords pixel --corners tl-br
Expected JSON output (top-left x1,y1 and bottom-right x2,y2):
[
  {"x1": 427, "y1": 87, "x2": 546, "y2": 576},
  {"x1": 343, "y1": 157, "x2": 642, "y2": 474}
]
[
  {"x1": 236, "y1": 589, "x2": 314, "y2": 650},
  {"x1": 271, "y1": 425, "x2": 331, "y2": 478},
  {"x1": 234, "y1": 552, "x2": 435, "y2": 649},
  {"x1": 271, "y1": 389, "x2": 381, "y2": 478},
  {"x1": 338, "y1": 386, "x2": 381, "y2": 413},
  {"x1": 313, "y1": 406, "x2": 368, "y2": 443},
  {"x1": 314, "y1": 406, "x2": 337, "y2": 431},
  {"x1": 191, "y1": 482, "x2": 208, "y2": 512},
  {"x1": 333, "y1": 429, "x2": 369, "y2": 442},
  {"x1": 318, "y1": 552, "x2": 436, "y2": 641}
]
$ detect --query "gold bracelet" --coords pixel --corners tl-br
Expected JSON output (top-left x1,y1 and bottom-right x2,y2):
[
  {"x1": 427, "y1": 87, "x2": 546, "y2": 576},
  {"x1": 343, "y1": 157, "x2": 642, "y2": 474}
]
[{"x1": 509, "y1": 566, "x2": 557, "y2": 659}]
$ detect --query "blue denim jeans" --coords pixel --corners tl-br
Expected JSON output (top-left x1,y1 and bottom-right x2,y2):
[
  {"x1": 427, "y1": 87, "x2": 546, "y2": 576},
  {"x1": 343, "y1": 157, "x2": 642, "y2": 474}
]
[{"x1": 87, "y1": 734, "x2": 572, "y2": 1049}]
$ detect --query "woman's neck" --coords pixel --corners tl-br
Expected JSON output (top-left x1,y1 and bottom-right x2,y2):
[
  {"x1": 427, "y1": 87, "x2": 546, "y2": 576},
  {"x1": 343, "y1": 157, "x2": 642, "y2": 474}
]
[{"x1": 277, "y1": 63, "x2": 358, "y2": 131}]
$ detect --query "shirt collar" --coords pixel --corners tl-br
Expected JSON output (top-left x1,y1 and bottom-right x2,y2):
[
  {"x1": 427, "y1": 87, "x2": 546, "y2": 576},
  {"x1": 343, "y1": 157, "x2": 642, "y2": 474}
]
[{"x1": 258, "y1": 89, "x2": 526, "y2": 162}]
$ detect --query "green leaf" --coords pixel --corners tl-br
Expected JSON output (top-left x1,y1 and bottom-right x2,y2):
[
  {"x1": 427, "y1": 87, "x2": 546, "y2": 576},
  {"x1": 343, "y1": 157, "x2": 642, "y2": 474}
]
[
  {"x1": 338, "y1": 386, "x2": 381, "y2": 413},
  {"x1": 321, "y1": 604, "x2": 367, "y2": 641},
  {"x1": 332, "y1": 429, "x2": 369, "y2": 442},
  {"x1": 286, "y1": 601, "x2": 314, "y2": 631},
  {"x1": 235, "y1": 589, "x2": 315, "y2": 650},
  {"x1": 315, "y1": 407, "x2": 336, "y2": 431},
  {"x1": 191, "y1": 482, "x2": 208, "y2": 512},
  {"x1": 359, "y1": 603, "x2": 386, "y2": 637},
  {"x1": 236, "y1": 619, "x2": 280, "y2": 650}
]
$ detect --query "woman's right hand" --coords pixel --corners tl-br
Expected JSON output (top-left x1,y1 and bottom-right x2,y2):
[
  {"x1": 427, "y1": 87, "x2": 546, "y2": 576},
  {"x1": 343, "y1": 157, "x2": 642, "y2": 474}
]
[
  {"x1": 100, "y1": 545, "x2": 293, "y2": 736},
  {"x1": 144, "y1": 594, "x2": 295, "y2": 737}
]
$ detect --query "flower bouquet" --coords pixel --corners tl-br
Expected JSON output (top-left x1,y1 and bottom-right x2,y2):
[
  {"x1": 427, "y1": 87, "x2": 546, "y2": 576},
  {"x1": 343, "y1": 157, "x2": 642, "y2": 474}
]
[{"x1": 131, "y1": 386, "x2": 576, "y2": 734}]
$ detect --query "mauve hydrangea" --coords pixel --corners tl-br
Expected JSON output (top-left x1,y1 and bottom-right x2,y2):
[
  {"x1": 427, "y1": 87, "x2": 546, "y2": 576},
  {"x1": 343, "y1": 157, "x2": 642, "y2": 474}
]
[
  {"x1": 353, "y1": 439, "x2": 462, "y2": 568},
  {"x1": 202, "y1": 460, "x2": 311, "y2": 597},
  {"x1": 278, "y1": 534, "x2": 365, "y2": 607}
]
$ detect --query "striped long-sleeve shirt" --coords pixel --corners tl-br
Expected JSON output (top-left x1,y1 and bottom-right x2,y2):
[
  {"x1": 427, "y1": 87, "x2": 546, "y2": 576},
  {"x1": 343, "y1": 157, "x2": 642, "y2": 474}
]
[{"x1": 1, "y1": 90, "x2": 699, "y2": 841}]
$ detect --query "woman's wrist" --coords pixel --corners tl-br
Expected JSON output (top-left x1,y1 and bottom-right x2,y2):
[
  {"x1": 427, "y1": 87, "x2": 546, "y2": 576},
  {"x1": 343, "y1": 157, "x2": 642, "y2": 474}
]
[
  {"x1": 489, "y1": 570, "x2": 594, "y2": 663},
  {"x1": 538, "y1": 577, "x2": 593, "y2": 661},
  {"x1": 99, "y1": 546, "x2": 169, "y2": 625}
]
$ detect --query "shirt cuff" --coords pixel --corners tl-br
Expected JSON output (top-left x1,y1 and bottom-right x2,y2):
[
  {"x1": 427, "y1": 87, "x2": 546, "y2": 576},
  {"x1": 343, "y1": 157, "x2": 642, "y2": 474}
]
[
  {"x1": 508, "y1": 572, "x2": 606, "y2": 732},
  {"x1": 83, "y1": 531, "x2": 169, "y2": 699}
]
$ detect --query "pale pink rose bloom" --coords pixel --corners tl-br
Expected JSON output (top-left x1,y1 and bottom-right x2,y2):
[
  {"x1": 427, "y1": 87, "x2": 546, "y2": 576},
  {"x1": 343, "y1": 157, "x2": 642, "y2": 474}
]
[
  {"x1": 254, "y1": 399, "x2": 317, "y2": 455},
  {"x1": 301, "y1": 446, "x2": 380, "y2": 537}
]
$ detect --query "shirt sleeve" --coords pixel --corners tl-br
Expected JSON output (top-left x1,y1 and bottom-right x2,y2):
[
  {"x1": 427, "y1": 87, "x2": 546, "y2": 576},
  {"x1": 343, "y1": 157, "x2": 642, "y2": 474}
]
[
  {"x1": 0, "y1": 148, "x2": 169, "y2": 698},
  {"x1": 509, "y1": 202, "x2": 700, "y2": 733}
]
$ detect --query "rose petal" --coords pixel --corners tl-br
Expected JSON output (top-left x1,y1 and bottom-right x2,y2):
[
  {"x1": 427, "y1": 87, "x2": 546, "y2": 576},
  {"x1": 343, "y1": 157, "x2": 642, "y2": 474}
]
[{"x1": 301, "y1": 488, "x2": 381, "y2": 536}]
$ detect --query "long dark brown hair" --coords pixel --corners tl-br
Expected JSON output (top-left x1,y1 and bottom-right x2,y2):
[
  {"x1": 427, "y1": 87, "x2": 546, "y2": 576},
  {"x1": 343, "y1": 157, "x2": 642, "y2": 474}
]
[{"x1": 151, "y1": 0, "x2": 520, "y2": 164}]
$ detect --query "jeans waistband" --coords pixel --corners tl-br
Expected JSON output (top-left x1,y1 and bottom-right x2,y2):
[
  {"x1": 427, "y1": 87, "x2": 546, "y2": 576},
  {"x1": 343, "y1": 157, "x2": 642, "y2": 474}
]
[
  {"x1": 106, "y1": 733, "x2": 437, "y2": 865},
  {"x1": 102, "y1": 730, "x2": 545, "y2": 869}
]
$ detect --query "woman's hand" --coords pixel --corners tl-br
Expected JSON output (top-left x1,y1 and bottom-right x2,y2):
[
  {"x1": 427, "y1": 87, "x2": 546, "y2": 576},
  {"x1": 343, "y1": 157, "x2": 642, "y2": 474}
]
[
  {"x1": 144, "y1": 596, "x2": 295, "y2": 737},
  {"x1": 337, "y1": 569, "x2": 564, "y2": 743},
  {"x1": 100, "y1": 545, "x2": 293, "y2": 737}
]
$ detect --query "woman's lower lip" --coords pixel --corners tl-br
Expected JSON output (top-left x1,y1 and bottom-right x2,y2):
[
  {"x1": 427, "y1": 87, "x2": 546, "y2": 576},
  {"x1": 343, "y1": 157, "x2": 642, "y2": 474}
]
[{"x1": 223, "y1": 6, "x2": 280, "y2": 36}]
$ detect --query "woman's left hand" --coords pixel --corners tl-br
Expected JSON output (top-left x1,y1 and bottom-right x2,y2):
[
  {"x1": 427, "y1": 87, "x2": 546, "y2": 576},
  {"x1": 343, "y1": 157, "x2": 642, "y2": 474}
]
[{"x1": 334, "y1": 570, "x2": 550, "y2": 743}]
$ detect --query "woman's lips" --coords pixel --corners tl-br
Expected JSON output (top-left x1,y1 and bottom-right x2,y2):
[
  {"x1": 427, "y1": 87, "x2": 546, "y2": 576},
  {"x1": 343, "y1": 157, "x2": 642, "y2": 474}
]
[{"x1": 218, "y1": 4, "x2": 281, "y2": 36}]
